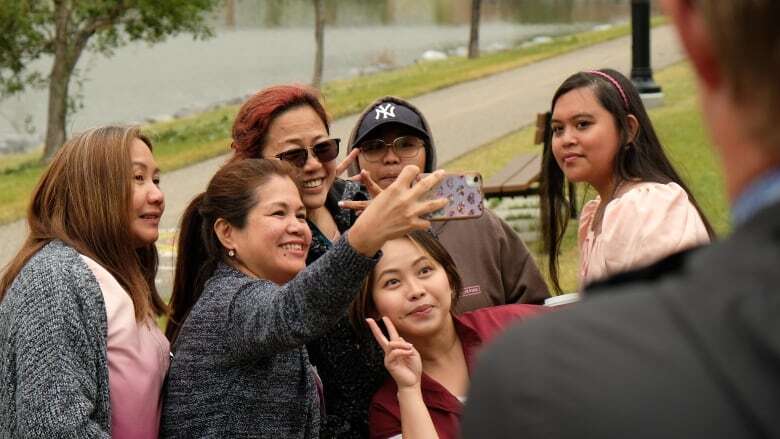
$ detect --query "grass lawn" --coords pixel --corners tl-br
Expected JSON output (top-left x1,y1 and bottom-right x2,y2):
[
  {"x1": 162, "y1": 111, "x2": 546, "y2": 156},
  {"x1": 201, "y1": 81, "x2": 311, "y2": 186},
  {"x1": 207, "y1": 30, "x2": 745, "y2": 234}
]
[
  {"x1": 0, "y1": 18, "x2": 666, "y2": 225},
  {"x1": 444, "y1": 62, "x2": 730, "y2": 293}
]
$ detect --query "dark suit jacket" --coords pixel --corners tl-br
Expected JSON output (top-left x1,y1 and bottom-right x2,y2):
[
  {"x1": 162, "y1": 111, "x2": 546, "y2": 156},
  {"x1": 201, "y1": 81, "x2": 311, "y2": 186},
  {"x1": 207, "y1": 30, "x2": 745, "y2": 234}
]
[{"x1": 461, "y1": 201, "x2": 780, "y2": 438}]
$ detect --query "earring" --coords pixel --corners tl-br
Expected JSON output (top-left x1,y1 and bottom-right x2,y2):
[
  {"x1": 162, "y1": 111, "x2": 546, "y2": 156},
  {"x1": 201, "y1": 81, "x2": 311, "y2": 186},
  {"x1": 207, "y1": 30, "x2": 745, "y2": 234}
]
[{"x1": 228, "y1": 249, "x2": 235, "y2": 257}]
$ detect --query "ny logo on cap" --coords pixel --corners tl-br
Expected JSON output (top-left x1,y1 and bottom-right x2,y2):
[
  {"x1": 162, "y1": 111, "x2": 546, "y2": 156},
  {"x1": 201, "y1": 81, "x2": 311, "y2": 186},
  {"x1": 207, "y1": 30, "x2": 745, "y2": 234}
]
[{"x1": 374, "y1": 103, "x2": 396, "y2": 120}]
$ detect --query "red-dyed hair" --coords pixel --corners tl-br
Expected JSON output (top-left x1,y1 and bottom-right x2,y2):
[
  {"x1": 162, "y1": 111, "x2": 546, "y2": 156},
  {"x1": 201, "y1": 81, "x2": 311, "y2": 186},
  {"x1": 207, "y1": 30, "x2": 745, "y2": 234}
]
[{"x1": 230, "y1": 84, "x2": 330, "y2": 162}]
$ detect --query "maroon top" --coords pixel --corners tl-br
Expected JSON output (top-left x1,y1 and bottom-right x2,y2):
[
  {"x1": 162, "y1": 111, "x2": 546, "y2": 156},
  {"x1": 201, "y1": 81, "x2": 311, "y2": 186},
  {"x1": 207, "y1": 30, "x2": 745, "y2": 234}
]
[{"x1": 368, "y1": 304, "x2": 547, "y2": 439}]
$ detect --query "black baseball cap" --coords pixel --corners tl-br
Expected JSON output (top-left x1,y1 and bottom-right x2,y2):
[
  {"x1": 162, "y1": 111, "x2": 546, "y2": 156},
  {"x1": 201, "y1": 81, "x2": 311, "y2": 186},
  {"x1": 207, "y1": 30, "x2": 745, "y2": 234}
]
[{"x1": 351, "y1": 100, "x2": 430, "y2": 149}]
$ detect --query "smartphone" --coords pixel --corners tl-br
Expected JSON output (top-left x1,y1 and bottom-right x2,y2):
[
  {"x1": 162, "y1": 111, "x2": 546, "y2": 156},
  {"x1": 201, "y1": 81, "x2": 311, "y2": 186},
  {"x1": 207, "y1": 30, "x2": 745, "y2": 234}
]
[{"x1": 419, "y1": 172, "x2": 484, "y2": 221}]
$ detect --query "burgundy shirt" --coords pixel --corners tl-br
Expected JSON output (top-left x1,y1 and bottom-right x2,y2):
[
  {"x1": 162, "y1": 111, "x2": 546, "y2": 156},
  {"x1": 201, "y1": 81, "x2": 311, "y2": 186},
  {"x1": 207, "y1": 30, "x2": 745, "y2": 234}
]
[{"x1": 368, "y1": 304, "x2": 547, "y2": 439}]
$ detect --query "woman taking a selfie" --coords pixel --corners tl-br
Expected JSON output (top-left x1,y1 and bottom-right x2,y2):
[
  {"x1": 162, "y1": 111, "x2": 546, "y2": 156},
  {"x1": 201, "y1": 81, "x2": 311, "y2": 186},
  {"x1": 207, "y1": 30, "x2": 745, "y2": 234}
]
[
  {"x1": 161, "y1": 159, "x2": 445, "y2": 437},
  {"x1": 0, "y1": 126, "x2": 169, "y2": 437},
  {"x1": 214, "y1": 84, "x2": 386, "y2": 437}
]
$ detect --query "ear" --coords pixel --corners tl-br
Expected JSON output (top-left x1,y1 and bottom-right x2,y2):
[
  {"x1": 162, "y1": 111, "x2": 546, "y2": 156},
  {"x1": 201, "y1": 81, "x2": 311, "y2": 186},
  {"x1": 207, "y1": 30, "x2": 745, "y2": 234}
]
[
  {"x1": 213, "y1": 218, "x2": 235, "y2": 253},
  {"x1": 626, "y1": 114, "x2": 640, "y2": 144},
  {"x1": 661, "y1": 0, "x2": 721, "y2": 90}
]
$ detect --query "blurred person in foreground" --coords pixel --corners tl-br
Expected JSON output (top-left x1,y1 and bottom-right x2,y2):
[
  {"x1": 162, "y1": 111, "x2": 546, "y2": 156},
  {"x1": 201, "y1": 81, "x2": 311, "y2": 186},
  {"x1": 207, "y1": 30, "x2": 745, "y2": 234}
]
[{"x1": 462, "y1": 1, "x2": 780, "y2": 437}]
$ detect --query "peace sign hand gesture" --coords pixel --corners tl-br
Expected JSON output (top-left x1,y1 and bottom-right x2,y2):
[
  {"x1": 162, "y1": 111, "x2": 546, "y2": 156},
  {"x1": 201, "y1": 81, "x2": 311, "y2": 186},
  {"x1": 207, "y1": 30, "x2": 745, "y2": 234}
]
[{"x1": 367, "y1": 317, "x2": 422, "y2": 390}]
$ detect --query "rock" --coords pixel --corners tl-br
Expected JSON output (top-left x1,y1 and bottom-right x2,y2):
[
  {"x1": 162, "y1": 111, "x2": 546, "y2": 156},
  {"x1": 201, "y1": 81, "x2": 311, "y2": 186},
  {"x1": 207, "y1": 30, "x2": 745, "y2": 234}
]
[
  {"x1": 520, "y1": 36, "x2": 552, "y2": 49},
  {"x1": 531, "y1": 36, "x2": 553, "y2": 44},
  {"x1": 419, "y1": 49, "x2": 447, "y2": 62},
  {"x1": 146, "y1": 114, "x2": 174, "y2": 124},
  {"x1": 485, "y1": 42, "x2": 509, "y2": 53}
]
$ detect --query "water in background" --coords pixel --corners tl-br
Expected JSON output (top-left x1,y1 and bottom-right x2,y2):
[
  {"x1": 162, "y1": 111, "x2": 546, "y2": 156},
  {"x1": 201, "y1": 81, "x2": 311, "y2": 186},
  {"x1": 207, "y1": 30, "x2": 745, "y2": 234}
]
[{"x1": 0, "y1": 0, "x2": 653, "y2": 151}]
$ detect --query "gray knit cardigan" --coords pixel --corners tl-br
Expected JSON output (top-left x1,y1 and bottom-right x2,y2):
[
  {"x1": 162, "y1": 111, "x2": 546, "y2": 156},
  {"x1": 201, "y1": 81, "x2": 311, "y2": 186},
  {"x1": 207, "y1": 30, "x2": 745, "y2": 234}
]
[
  {"x1": 160, "y1": 234, "x2": 378, "y2": 438},
  {"x1": 0, "y1": 240, "x2": 111, "y2": 437}
]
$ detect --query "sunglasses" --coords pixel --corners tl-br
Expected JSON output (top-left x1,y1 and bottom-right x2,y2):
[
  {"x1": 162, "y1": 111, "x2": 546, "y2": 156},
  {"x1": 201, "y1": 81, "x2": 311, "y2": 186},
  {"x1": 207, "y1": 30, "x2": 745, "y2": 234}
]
[
  {"x1": 274, "y1": 138, "x2": 340, "y2": 168},
  {"x1": 358, "y1": 135, "x2": 424, "y2": 163}
]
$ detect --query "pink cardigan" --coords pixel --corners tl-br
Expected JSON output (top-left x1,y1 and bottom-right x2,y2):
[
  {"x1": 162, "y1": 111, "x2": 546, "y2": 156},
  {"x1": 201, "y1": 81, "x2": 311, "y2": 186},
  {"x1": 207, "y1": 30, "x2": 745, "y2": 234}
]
[{"x1": 578, "y1": 182, "x2": 710, "y2": 286}]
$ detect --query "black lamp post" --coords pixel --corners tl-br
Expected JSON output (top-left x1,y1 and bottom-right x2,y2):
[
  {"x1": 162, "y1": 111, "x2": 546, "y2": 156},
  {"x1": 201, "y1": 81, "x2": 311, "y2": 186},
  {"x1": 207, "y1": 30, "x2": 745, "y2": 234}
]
[{"x1": 630, "y1": 0, "x2": 662, "y2": 95}]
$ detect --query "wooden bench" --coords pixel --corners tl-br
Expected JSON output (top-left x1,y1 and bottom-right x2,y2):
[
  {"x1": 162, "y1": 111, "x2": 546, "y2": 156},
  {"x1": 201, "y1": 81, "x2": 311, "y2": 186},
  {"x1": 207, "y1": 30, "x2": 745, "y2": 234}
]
[
  {"x1": 483, "y1": 112, "x2": 578, "y2": 217},
  {"x1": 483, "y1": 153, "x2": 542, "y2": 198}
]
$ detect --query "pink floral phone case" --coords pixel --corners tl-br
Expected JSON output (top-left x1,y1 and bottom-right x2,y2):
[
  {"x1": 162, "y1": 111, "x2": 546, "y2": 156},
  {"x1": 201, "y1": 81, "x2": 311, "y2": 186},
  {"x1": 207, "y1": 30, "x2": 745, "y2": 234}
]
[{"x1": 420, "y1": 172, "x2": 484, "y2": 220}]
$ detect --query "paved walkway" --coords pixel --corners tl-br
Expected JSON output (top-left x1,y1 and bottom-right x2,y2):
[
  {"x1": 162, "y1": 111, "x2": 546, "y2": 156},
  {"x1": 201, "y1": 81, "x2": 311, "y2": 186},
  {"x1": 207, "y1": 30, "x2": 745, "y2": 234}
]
[{"x1": 0, "y1": 25, "x2": 684, "y2": 271}]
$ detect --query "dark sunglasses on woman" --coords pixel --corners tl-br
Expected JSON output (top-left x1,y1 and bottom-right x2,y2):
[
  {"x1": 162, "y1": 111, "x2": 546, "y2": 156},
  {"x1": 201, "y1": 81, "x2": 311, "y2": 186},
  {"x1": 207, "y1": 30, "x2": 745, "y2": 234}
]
[
  {"x1": 358, "y1": 135, "x2": 424, "y2": 162},
  {"x1": 275, "y1": 138, "x2": 340, "y2": 168}
]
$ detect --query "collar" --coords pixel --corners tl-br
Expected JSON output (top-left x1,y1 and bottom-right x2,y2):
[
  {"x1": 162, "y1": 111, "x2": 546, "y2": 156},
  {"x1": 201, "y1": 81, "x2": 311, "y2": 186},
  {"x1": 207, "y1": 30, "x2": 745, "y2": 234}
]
[
  {"x1": 416, "y1": 314, "x2": 483, "y2": 414},
  {"x1": 732, "y1": 168, "x2": 780, "y2": 226}
]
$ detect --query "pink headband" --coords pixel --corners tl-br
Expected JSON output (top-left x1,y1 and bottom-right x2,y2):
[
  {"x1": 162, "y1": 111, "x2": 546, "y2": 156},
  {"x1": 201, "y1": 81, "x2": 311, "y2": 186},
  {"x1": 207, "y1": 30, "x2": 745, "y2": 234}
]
[{"x1": 586, "y1": 70, "x2": 629, "y2": 109}]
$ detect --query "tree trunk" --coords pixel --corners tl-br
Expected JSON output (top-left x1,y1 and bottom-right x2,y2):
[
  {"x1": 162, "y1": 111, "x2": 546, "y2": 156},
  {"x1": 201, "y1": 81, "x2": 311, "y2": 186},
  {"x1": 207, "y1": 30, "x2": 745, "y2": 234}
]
[
  {"x1": 43, "y1": 1, "x2": 73, "y2": 162},
  {"x1": 312, "y1": 0, "x2": 325, "y2": 88},
  {"x1": 468, "y1": 0, "x2": 482, "y2": 59},
  {"x1": 42, "y1": 1, "x2": 91, "y2": 162},
  {"x1": 43, "y1": 55, "x2": 70, "y2": 162},
  {"x1": 225, "y1": 0, "x2": 236, "y2": 30}
]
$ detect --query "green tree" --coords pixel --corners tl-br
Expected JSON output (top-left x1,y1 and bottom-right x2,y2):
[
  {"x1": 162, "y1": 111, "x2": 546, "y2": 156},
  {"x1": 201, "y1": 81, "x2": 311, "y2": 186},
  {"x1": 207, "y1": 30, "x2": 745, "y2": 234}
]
[{"x1": 0, "y1": 0, "x2": 221, "y2": 161}]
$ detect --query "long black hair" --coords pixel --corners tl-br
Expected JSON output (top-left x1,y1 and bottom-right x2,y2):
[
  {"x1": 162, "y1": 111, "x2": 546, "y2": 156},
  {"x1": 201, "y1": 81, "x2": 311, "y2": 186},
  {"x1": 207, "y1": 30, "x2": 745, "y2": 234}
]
[{"x1": 540, "y1": 68, "x2": 715, "y2": 293}]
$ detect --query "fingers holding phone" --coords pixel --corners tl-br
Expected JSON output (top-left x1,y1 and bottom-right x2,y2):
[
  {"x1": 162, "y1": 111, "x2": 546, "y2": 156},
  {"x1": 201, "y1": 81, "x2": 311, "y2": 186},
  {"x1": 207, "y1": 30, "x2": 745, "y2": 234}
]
[
  {"x1": 346, "y1": 166, "x2": 447, "y2": 255},
  {"x1": 418, "y1": 172, "x2": 484, "y2": 221},
  {"x1": 341, "y1": 170, "x2": 484, "y2": 222}
]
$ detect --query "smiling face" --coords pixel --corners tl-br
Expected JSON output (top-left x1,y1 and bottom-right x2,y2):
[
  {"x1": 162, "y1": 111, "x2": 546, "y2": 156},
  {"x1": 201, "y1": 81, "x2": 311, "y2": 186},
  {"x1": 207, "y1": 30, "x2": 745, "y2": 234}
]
[
  {"x1": 129, "y1": 138, "x2": 164, "y2": 247},
  {"x1": 262, "y1": 105, "x2": 335, "y2": 210},
  {"x1": 551, "y1": 86, "x2": 622, "y2": 195},
  {"x1": 370, "y1": 237, "x2": 453, "y2": 339},
  {"x1": 357, "y1": 124, "x2": 427, "y2": 189},
  {"x1": 223, "y1": 175, "x2": 313, "y2": 285}
]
